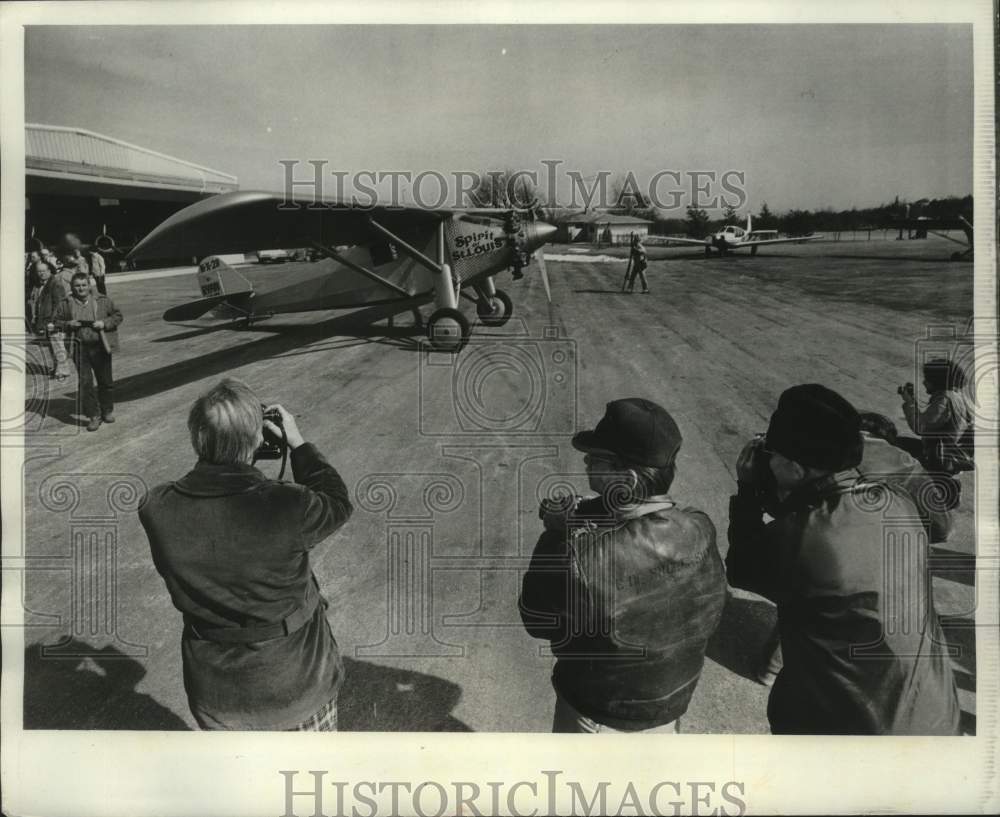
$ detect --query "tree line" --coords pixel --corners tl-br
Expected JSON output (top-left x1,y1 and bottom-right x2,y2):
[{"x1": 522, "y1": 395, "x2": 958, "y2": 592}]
[{"x1": 635, "y1": 195, "x2": 974, "y2": 239}]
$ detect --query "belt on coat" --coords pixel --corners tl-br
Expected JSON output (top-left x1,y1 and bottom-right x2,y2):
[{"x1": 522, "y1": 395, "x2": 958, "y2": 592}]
[{"x1": 184, "y1": 592, "x2": 320, "y2": 643}]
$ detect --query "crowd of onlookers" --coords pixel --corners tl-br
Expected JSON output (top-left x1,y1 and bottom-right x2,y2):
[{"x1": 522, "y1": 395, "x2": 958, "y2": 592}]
[
  {"x1": 137, "y1": 366, "x2": 975, "y2": 735},
  {"x1": 25, "y1": 233, "x2": 108, "y2": 328}
]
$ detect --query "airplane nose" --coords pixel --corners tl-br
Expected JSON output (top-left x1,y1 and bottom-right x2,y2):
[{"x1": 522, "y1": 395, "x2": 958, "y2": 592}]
[{"x1": 523, "y1": 220, "x2": 557, "y2": 251}]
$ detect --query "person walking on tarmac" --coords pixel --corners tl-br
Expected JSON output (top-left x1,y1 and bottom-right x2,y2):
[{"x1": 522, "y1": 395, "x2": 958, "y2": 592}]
[{"x1": 624, "y1": 233, "x2": 650, "y2": 294}]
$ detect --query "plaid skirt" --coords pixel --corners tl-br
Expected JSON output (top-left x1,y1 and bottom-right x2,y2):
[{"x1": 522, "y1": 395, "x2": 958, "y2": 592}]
[{"x1": 286, "y1": 697, "x2": 338, "y2": 732}]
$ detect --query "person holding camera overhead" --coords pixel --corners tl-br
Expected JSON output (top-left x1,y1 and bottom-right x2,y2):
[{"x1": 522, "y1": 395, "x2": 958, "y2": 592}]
[
  {"x1": 138, "y1": 378, "x2": 353, "y2": 730},
  {"x1": 519, "y1": 398, "x2": 726, "y2": 733},
  {"x1": 726, "y1": 384, "x2": 960, "y2": 734},
  {"x1": 896, "y1": 358, "x2": 975, "y2": 476}
]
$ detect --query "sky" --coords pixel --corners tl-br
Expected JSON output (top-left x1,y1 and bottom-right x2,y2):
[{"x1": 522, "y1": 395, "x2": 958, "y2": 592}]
[{"x1": 24, "y1": 24, "x2": 974, "y2": 214}]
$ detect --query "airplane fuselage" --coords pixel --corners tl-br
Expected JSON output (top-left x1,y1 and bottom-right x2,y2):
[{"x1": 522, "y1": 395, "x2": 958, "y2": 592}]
[{"x1": 193, "y1": 213, "x2": 551, "y2": 316}]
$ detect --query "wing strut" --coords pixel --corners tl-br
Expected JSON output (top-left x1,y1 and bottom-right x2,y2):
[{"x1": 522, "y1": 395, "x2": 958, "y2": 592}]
[
  {"x1": 368, "y1": 218, "x2": 443, "y2": 275},
  {"x1": 308, "y1": 241, "x2": 412, "y2": 297},
  {"x1": 368, "y1": 218, "x2": 458, "y2": 311}
]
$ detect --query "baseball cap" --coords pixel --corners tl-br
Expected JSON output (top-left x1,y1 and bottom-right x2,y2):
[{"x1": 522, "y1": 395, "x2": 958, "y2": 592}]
[
  {"x1": 765, "y1": 384, "x2": 863, "y2": 472},
  {"x1": 572, "y1": 398, "x2": 682, "y2": 468}
]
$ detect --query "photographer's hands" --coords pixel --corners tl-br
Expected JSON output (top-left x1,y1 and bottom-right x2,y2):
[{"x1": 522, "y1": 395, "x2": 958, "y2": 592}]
[
  {"x1": 539, "y1": 494, "x2": 581, "y2": 532},
  {"x1": 735, "y1": 438, "x2": 759, "y2": 488},
  {"x1": 264, "y1": 404, "x2": 306, "y2": 449}
]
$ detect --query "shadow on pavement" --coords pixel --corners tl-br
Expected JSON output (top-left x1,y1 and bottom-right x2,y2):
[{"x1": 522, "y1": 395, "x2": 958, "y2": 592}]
[
  {"x1": 28, "y1": 396, "x2": 84, "y2": 429},
  {"x1": 705, "y1": 593, "x2": 778, "y2": 682},
  {"x1": 116, "y1": 300, "x2": 431, "y2": 403},
  {"x1": 338, "y1": 657, "x2": 472, "y2": 732},
  {"x1": 23, "y1": 640, "x2": 190, "y2": 730}
]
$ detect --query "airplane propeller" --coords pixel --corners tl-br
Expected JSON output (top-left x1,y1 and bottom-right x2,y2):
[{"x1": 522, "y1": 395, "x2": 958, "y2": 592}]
[{"x1": 534, "y1": 246, "x2": 552, "y2": 303}]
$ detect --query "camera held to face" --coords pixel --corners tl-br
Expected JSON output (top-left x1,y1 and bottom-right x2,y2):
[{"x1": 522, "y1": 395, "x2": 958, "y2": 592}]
[
  {"x1": 738, "y1": 433, "x2": 780, "y2": 515},
  {"x1": 255, "y1": 406, "x2": 285, "y2": 460}
]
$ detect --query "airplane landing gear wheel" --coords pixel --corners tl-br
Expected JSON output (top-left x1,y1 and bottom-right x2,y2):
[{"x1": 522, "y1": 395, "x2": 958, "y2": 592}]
[
  {"x1": 476, "y1": 289, "x2": 513, "y2": 327},
  {"x1": 427, "y1": 307, "x2": 470, "y2": 352},
  {"x1": 750, "y1": 245, "x2": 758, "y2": 256}
]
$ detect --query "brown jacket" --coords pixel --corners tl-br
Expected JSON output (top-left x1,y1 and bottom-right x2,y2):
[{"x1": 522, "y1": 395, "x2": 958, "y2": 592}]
[
  {"x1": 139, "y1": 444, "x2": 353, "y2": 729},
  {"x1": 53, "y1": 293, "x2": 123, "y2": 352},
  {"x1": 520, "y1": 495, "x2": 726, "y2": 728},
  {"x1": 33, "y1": 276, "x2": 70, "y2": 334}
]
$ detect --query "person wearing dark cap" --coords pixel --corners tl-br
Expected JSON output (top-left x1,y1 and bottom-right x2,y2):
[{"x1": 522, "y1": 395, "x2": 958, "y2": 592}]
[
  {"x1": 754, "y1": 408, "x2": 958, "y2": 687},
  {"x1": 519, "y1": 398, "x2": 726, "y2": 733},
  {"x1": 727, "y1": 384, "x2": 960, "y2": 734}
]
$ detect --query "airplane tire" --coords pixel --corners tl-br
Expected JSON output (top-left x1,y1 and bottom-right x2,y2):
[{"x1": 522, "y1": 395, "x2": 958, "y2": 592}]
[
  {"x1": 476, "y1": 289, "x2": 513, "y2": 327},
  {"x1": 427, "y1": 308, "x2": 470, "y2": 352},
  {"x1": 750, "y1": 245, "x2": 758, "y2": 256}
]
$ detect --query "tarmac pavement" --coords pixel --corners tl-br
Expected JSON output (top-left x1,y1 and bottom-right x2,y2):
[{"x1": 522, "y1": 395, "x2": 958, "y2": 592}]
[{"x1": 16, "y1": 238, "x2": 978, "y2": 733}]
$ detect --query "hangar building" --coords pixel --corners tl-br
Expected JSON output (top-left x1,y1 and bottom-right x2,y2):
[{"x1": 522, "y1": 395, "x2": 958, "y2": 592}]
[
  {"x1": 25, "y1": 123, "x2": 238, "y2": 268},
  {"x1": 559, "y1": 211, "x2": 653, "y2": 245}
]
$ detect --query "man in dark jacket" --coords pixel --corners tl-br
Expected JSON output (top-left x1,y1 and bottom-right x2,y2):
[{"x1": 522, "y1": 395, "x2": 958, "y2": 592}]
[
  {"x1": 52, "y1": 271, "x2": 122, "y2": 430},
  {"x1": 138, "y1": 378, "x2": 353, "y2": 730},
  {"x1": 519, "y1": 398, "x2": 726, "y2": 732},
  {"x1": 32, "y1": 261, "x2": 71, "y2": 380},
  {"x1": 727, "y1": 384, "x2": 960, "y2": 734}
]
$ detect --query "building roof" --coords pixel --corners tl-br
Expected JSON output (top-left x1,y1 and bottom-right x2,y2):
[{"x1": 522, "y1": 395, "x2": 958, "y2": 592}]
[
  {"x1": 564, "y1": 211, "x2": 653, "y2": 226},
  {"x1": 26, "y1": 124, "x2": 238, "y2": 199}
]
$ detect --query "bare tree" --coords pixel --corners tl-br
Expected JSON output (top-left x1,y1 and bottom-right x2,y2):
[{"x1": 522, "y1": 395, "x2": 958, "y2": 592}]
[
  {"x1": 610, "y1": 173, "x2": 652, "y2": 215},
  {"x1": 685, "y1": 206, "x2": 711, "y2": 238},
  {"x1": 467, "y1": 170, "x2": 538, "y2": 209}
]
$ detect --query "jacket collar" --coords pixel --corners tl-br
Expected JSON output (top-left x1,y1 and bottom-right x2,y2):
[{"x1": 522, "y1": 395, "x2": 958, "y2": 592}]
[
  {"x1": 573, "y1": 493, "x2": 676, "y2": 527},
  {"x1": 616, "y1": 494, "x2": 676, "y2": 520},
  {"x1": 173, "y1": 460, "x2": 269, "y2": 497}
]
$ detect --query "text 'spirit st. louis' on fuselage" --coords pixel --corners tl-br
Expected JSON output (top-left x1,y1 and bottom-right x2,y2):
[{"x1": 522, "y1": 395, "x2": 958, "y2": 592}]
[{"x1": 127, "y1": 190, "x2": 557, "y2": 351}]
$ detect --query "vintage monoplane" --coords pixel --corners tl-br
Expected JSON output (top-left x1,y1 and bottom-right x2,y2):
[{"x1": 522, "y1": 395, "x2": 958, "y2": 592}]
[
  {"x1": 127, "y1": 191, "x2": 557, "y2": 351},
  {"x1": 665, "y1": 214, "x2": 821, "y2": 256}
]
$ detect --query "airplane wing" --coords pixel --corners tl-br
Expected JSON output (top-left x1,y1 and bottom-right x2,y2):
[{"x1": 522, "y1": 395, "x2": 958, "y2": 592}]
[
  {"x1": 661, "y1": 236, "x2": 710, "y2": 247},
  {"x1": 128, "y1": 190, "x2": 452, "y2": 261},
  {"x1": 741, "y1": 234, "x2": 822, "y2": 247},
  {"x1": 894, "y1": 217, "x2": 971, "y2": 231}
]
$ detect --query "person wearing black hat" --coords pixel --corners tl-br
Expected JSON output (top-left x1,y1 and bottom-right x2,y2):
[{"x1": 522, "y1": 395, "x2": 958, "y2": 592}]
[
  {"x1": 726, "y1": 384, "x2": 960, "y2": 734},
  {"x1": 519, "y1": 398, "x2": 726, "y2": 733}
]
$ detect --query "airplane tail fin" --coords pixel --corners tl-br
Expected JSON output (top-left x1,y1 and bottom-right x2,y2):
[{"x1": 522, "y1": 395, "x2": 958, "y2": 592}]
[
  {"x1": 163, "y1": 256, "x2": 254, "y2": 322},
  {"x1": 196, "y1": 255, "x2": 253, "y2": 299}
]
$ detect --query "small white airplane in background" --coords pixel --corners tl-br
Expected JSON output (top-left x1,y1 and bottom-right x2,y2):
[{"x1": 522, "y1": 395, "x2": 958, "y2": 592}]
[{"x1": 666, "y1": 214, "x2": 821, "y2": 256}]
